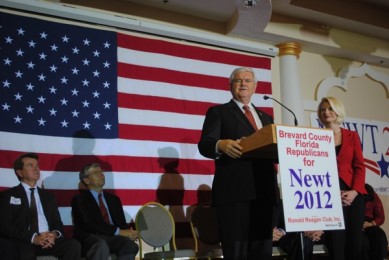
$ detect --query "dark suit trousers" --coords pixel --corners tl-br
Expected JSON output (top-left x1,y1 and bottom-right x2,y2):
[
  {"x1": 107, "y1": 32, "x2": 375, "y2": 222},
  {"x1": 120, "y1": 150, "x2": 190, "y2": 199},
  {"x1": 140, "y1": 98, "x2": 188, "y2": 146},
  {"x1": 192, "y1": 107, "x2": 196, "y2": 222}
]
[
  {"x1": 361, "y1": 226, "x2": 388, "y2": 260},
  {"x1": 82, "y1": 234, "x2": 139, "y2": 260},
  {"x1": 278, "y1": 232, "x2": 315, "y2": 260},
  {"x1": 0, "y1": 237, "x2": 19, "y2": 260},
  {"x1": 16, "y1": 237, "x2": 81, "y2": 260},
  {"x1": 217, "y1": 200, "x2": 273, "y2": 260}
]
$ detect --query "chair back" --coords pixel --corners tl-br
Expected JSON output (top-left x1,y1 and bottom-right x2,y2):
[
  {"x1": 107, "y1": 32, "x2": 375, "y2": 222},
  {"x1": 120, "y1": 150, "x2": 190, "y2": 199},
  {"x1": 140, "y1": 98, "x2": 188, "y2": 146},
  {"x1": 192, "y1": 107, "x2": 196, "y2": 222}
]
[
  {"x1": 190, "y1": 203, "x2": 220, "y2": 250},
  {"x1": 136, "y1": 202, "x2": 177, "y2": 250}
]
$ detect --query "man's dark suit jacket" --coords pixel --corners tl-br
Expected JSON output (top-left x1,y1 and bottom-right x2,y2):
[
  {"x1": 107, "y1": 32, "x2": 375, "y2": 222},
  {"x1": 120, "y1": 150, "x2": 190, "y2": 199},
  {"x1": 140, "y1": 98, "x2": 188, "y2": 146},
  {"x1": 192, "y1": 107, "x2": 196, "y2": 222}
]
[
  {"x1": 0, "y1": 184, "x2": 65, "y2": 242},
  {"x1": 198, "y1": 100, "x2": 278, "y2": 207},
  {"x1": 72, "y1": 190, "x2": 129, "y2": 242}
]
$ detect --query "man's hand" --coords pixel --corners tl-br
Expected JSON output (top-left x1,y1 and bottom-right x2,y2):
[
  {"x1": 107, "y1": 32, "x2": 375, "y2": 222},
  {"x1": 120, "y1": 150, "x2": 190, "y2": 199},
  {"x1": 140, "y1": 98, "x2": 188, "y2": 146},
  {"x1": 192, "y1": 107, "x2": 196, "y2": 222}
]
[
  {"x1": 119, "y1": 228, "x2": 138, "y2": 241},
  {"x1": 272, "y1": 227, "x2": 285, "y2": 242},
  {"x1": 217, "y1": 139, "x2": 243, "y2": 159},
  {"x1": 304, "y1": 230, "x2": 323, "y2": 242},
  {"x1": 33, "y1": 231, "x2": 56, "y2": 248}
]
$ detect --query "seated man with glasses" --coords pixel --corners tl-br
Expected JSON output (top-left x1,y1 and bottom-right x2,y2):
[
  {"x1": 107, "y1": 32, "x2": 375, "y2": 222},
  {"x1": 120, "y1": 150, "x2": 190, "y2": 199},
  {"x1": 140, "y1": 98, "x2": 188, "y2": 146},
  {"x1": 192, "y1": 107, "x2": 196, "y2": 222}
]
[{"x1": 71, "y1": 163, "x2": 139, "y2": 260}]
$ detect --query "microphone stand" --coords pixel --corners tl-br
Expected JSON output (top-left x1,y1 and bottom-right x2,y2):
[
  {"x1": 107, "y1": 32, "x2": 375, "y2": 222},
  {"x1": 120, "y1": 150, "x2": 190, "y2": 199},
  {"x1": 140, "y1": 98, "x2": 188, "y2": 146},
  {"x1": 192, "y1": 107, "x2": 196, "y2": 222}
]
[
  {"x1": 265, "y1": 94, "x2": 303, "y2": 258},
  {"x1": 263, "y1": 95, "x2": 298, "y2": 126},
  {"x1": 299, "y1": 231, "x2": 305, "y2": 260}
]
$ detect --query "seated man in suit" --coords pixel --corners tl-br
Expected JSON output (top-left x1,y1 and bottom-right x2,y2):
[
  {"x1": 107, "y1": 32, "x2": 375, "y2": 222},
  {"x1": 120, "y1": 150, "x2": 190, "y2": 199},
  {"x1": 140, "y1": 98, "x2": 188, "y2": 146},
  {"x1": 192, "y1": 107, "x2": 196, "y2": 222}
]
[
  {"x1": 0, "y1": 153, "x2": 81, "y2": 260},
  {"x1": 272, "y1": 200, "x2": 324, "y2": 260},
  {"x1": 0, "y1": 236, "x2": 19, "y2": 260},
  {"x1": 72, "y1": 163, "x2": 139, "y2": 260}
]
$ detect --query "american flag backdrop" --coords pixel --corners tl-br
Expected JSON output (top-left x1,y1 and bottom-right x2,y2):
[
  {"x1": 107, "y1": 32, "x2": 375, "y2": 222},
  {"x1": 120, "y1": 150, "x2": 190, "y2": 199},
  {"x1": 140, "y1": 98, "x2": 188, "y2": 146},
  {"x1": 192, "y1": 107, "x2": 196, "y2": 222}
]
[{"x1": 0, "y1": 11, "x2": 273, "y2": 245}]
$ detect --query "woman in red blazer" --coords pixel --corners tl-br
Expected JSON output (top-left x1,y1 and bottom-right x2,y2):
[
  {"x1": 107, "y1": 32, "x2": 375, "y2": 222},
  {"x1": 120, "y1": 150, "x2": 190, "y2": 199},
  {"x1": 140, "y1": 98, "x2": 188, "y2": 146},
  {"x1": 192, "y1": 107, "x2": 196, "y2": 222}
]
[{"x1": 317, "y1": 96, "x2": 367, "y2": 260}]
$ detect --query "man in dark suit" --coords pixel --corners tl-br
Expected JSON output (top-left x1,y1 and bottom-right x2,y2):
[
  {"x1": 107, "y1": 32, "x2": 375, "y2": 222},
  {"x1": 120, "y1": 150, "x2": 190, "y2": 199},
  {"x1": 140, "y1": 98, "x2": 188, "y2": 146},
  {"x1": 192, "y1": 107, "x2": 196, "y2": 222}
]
[
  {"x1": 198, "y1": 67, "x2": 278, "y2": 260},
  {"x1": 0, "y1": 153, "x2": 81, "y2": 260},
  {"x1": 72, "y1": 163, "x2": 139, "y2": 260},
  {"x1": 0, "y1": 236, "x2": 19, "y2": 260},
  {"x1": 272, "y1": 200, "x2": 324, "y2": 260}
]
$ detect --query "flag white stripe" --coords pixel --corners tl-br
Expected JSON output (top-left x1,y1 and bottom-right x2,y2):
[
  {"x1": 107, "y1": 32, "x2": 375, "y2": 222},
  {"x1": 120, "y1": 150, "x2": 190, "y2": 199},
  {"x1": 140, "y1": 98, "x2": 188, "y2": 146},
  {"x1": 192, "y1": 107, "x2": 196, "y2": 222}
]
[
  {"x1": 0, "y1": 132, "x2": 207, "y2": 159},
  {"x1": 118, "y1": 108, "x2": 205, "y2": 130},
  {"x1": 118, "y1": 48, "x2": 272, "y2": 82},
  {"x1": 1, "y1": 170, "x2": 213, "y2": 190},
  {"x1": 42, "y1": 171, "x2": 214, "y2": 190},
  {"x1": 0, "y1": 168, "x2": 19, "y2": 187},
  {"x1": 118, "y1": 78, "x2": 272, "y2": 108},
  {"x1": 118, "y1": 77, "x2": 233, "y2": 103}
]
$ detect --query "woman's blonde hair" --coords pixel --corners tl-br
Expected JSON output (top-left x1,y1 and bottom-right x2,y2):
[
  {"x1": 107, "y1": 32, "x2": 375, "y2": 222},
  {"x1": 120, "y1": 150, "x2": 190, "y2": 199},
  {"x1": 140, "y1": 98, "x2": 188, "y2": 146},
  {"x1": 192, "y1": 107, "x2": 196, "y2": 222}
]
[{"x1": 317, "y1": 96, "x2": 346, "y2": 124}]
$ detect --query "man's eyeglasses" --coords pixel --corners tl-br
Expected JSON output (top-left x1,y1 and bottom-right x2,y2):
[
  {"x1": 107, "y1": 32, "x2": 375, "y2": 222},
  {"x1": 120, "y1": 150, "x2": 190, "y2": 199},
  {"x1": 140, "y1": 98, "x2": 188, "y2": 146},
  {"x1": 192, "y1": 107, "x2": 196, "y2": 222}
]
[{"x1": 232, "y1": 79, "x2": 253, "y2": 85}]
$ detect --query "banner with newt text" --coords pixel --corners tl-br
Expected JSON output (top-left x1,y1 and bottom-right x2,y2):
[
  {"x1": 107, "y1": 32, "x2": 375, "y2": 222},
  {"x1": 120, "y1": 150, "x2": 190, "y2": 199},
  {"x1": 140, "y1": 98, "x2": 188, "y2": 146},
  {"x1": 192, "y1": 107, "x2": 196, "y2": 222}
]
[
  {"x1": 277, "y1": 125, "x2": 345, "y2": 232},
  {"x1": 310, "y1": 114, "x2": 389, "y2": 196}
]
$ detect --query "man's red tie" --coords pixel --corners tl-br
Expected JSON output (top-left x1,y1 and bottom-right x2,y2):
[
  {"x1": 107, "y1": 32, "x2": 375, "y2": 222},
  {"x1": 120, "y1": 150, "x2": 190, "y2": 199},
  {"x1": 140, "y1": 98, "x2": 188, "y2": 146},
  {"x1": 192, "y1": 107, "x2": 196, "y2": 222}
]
[
  {"x1": 98, "y1": 193, "x2": 110, "y2": 224},
  {"x1": 243, "y1": 105, "x2": 258, "y2": 131}
]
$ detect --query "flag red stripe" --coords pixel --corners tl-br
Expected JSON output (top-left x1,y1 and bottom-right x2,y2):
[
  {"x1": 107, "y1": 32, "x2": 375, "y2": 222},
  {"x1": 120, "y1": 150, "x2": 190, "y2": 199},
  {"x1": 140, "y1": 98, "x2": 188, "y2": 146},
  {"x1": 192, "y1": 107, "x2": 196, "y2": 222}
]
[
  {"x1": 47, "y1": 189, "x2": 208, "y2": 207},
  {"x1": 118, "y1": 63, "x2": 272, "y2": 94},
  {"x1": 0, "y1": 150, "x2": 214, "y2": 174},
  {"x1": 0, "y1": 187, "x2": 210, "y2": 207},
  {"x1": 117, "y1": 34, "x2": 271, "y2": 69},
  {"x1": 257, "y1": 81, "x2": 272, "y2": 94},
  {"x1": 118, "y1": 92, "x2": 216, "y2": 116},
  {"x1": 119, "y1": 114, "x2": 275, "y2": 142},
  {"x1": 364, "y1": 158, "x2": 378, "y2": 167},
  {"x1": 118, "y1": 124, "x2": 202, "y2": 144},
  {"x1": 118, "y1": 63, "x2": 229, "y2": 90},
  {"x1": 365, "y1": 164, "x2": 380, "y2": 175}
]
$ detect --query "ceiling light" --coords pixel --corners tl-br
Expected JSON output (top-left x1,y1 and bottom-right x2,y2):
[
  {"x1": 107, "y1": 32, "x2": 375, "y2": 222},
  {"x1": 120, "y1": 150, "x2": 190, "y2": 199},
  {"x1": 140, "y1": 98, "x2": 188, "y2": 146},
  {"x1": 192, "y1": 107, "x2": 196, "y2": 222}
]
[{"x1": 242, "y1": 0, "x2": 259, "y2": 7}]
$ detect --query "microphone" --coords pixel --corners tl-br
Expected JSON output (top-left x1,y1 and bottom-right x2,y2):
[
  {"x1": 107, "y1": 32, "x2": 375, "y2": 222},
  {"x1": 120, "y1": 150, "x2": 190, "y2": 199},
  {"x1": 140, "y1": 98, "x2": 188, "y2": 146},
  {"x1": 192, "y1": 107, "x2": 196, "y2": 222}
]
[{"x1": 263, "y1": 95, "x2": 298, "y2": 126}]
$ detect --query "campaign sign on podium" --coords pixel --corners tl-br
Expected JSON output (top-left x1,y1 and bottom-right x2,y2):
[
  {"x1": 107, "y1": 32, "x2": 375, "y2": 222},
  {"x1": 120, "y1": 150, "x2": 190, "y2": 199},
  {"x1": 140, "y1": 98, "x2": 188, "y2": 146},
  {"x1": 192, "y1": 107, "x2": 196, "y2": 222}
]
[{"x1": 276, "y1": 125, "x2": 345, "y2": 232}]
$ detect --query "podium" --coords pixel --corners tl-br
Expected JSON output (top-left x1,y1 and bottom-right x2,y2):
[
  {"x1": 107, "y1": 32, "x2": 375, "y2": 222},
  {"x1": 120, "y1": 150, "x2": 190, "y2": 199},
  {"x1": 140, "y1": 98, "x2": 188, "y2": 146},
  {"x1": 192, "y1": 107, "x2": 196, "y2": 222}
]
[
  {"x1": 240, "y1": 124, "x2": 278, "y2": 159},
  {"x1": 240, "y1": 124, "x2": 345, "y2": 232},
  {"x1": 239, "y1": 124, "x2": 344, "y2": 260}
]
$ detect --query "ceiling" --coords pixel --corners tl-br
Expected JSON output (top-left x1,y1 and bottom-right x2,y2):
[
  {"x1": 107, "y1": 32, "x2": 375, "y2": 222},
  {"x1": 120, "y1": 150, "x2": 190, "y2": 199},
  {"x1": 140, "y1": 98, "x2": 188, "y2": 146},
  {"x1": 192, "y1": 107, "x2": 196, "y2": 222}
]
[
  {"x1": 2, "y1": 0, "x2": 389, "y2": 66},
  {"x1": 56, "y1": 0, "x2": 389, "y2": 66},
  {"x1": 56, "y1": 0, "x2": 389, "y2": 40},
  {"x1": 272, "y1": 0, "x2": 389, "y2": 40}
]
